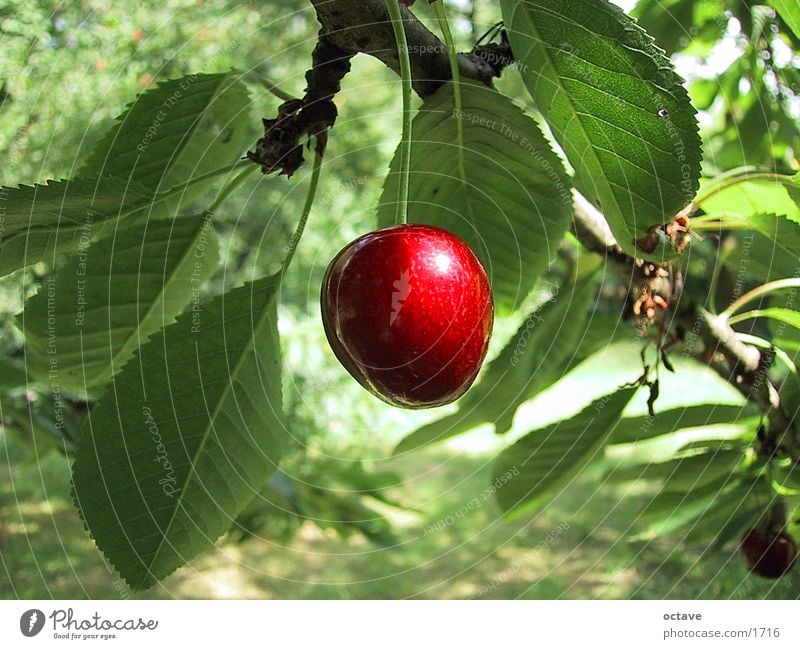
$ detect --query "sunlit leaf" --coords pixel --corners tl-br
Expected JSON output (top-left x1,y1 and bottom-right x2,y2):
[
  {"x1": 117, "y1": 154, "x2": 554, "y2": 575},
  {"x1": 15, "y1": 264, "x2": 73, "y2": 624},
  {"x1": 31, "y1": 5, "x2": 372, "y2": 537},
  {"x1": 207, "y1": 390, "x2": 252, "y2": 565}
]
[
  {"x1": 81, "y1": 72, "x2": 251, "y2": 209},
  {"x1": 502, "y1": 0, "x2": 702, "y2": 258}
]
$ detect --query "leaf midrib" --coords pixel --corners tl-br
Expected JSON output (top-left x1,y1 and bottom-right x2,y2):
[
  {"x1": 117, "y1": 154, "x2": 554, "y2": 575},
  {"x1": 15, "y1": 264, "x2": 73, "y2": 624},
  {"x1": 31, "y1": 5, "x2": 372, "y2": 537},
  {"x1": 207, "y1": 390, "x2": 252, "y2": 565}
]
[
  {"x1": 502, "y1": 389, "x2": 635, "y2": 520},
  {"x1": 107, "y1": 220, "x2": 210, "y2": 388},
  {"x1": 149, "y1": 75, "x2": 234, "y2": 196},
  {"x1": 138, "y1": 278, "x2": 277, "y2": 588},
  {"x1": 509, "y1": 1, "x2": 632, "y2": 244}
]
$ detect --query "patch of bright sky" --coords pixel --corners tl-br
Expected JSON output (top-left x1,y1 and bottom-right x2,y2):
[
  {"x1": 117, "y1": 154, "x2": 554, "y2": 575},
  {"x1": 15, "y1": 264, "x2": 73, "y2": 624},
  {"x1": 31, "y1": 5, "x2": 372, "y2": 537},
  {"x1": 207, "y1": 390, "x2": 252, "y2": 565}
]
[{"x1": 612, "y1": 0, "x2": 638, "y2": 12}]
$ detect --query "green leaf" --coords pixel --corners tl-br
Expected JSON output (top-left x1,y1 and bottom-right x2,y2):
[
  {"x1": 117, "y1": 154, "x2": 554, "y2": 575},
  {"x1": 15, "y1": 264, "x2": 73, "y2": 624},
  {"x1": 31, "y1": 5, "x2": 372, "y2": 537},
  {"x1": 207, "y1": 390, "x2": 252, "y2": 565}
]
[
  {"x1": 0, "y1": 357, "x2": 27, "y2": 391},
  {"x1": 0, "y1": 178, "x2": 160, "y2": 277},
  {"x1": 492, "y1": 387, "x2": 637, "y2": 519},
  {"x1": 632, "y1": 0, "x2": 725, "y2": 55},
  {"x1": 706, "y1": 503, "x2": 762, "y2": 550},
  {"x1": 787, "y1": 173, "x2": 800, "y2": 205},
  {"x1": 701, "y1": 176, "x2": 800, "y2": 281},
  {"x1": 778, "y1": 360, "x2": 800, "y2": 424},
  {"x1": 81, "y1": 72, "x2": 251, "y2": 206},
  {"x1": 682, "y1": 481, "x2": 761, "y2": 545},
  {"x1": 394, "y1": 270, "x2": 600, "y2": 454},
  {"x1": 701, "y1": 176, "x2": 800, "y2": 222},
  {"x1": 710, "y1": 212, "x2": 800, "y2": 283},
  {"x1": 771, "y1": 0, "x2": 800, "y2": 39},
  {"x1": 20, "y1": 214, "x2": 218, "y2": 394},
  {"x1": 631, "y1": 477, "x2": 754, "y2": 541},
  {"x1": 611, "y1": 403, "x2": 755, "y2": 444},
  {"x1": 71, "y1": 275, "x2": 286, "y2": 590},
  {"x1": 376, "y1": 81, "x2": 573, "y2": 313},
  {"x1": 606, "y1": 448, "x2": 742, "y2": 490},
  {"x1": 502, "y1": 0, "x2": 702, "y2": 258},
  {"x1": 778, "y1": 461, "x2": 800, "y2": 492},
  {"x1": 735, "y1": 308, "x2": 800, "y2": 332},
  {"x1": 739, "y1": 214, "x2": 800, "y2": 282},
  {"x1": 2, "y1": 394, "x2": 82, "y2": 457}
]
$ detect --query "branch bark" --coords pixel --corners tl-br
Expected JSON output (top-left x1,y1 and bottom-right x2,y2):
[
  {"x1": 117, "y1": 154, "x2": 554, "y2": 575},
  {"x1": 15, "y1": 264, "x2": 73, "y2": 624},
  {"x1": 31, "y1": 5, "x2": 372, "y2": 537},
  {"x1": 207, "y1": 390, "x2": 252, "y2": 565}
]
[{"x1": 309, "y1": 0, "x2": 498, "y2": 97}]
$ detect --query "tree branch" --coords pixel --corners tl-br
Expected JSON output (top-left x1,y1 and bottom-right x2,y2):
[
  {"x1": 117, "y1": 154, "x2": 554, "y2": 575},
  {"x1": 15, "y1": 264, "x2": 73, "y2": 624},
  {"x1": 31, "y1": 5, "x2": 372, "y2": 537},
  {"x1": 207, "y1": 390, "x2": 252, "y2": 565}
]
[
  {"x1": 247, "y1": 33, "x2": 352, "y2": 176},
  {"x1": 309, "y1": 0, "x2": 499, "y2": 97},
  {"x1": 249, "y1": 0, "x2": 511, "y2": 176},
  {"x1": 573, "y1": 184, "x2": 797, "y2": 455}
]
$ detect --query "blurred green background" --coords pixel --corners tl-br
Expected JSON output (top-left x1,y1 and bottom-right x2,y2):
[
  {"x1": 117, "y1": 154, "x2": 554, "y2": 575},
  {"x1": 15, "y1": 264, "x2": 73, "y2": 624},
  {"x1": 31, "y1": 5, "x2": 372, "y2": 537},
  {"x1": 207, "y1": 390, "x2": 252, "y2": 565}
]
[{"x1": 1, "y1": 0, "x2": 798, "y2": 598}]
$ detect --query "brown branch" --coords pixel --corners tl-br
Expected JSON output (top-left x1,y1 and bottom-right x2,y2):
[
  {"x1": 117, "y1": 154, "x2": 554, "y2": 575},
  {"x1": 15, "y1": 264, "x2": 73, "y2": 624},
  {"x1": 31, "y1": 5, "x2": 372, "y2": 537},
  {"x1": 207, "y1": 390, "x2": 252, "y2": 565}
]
[
  {"x1": 249, "y1": 0, "x2": 513, "y2": 176},
  {"x1": 685, "y1": 310, "x2": 798, "y2": 459},
  {"x1": 309, "y1": 0, "x2": 500, "y2": 98},
  {"x1": 573, "y1": 188, "x2": 797, "y2": 455},
  {"x1": 247, "y1": 33, "x2": 352, "y2": 176}
]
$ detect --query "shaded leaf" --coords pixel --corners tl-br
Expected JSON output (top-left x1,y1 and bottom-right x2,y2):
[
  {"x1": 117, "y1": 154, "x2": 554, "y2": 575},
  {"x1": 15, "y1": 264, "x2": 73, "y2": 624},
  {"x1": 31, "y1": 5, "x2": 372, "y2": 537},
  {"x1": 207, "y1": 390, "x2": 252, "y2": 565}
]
[
  {"x1": 633, "y1": 0, "x2": 726, "y2": 55},
  {"x1": 660, "y1": 481, "x2": 759, "y2": 544},
  {"x1": 629, "y1": 474, "x2": 745, "y2": 541},
  {"x1": 611, "y1": 403, "x2": 755, "y2": 444},
  {"x1": 707, "y1": 503, "x2": 762, "y2": 550},
  {"x1": 492, "y1": 387, "x2": 637, "y2": 519},
  {"x1": 606, "y1": 448, "x2": 742, "y2": 490},
  {"x1": 0, "y1": 357, "x2": 27, "y2": 391},
  {"x1": 0, "y1": 178, "x2": 159, "y2": 277},
  {"x1": 72, "y1": 275, "x2": 285, "y2": 590},
  {"x1": 1, "y1": 398, "x2": 80, "y2": 458},
  {"x1": 21, "y1": 215, "x2": 218, "y2": 394}
]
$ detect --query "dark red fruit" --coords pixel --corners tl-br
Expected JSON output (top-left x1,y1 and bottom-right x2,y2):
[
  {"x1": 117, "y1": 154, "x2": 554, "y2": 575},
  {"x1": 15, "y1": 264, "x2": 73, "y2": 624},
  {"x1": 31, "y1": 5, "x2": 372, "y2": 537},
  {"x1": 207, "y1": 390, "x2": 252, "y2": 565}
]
[
  {"x1": 741, "y1": 528, "x2": 797, "y2": 579},
  {"x1": 321, "y1": 224, "x2": 493, "y2": 409}
]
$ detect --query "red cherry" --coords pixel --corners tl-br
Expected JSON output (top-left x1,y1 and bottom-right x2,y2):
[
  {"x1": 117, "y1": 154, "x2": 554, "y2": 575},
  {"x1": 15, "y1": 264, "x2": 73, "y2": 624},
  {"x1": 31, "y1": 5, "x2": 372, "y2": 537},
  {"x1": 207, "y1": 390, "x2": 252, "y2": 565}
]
[
  {"x1": 741, "y1": 528, "x2": 797, "y2": 579},
  {"x1": 321, "y1": 224, "x2": 493, "y2": 409}
]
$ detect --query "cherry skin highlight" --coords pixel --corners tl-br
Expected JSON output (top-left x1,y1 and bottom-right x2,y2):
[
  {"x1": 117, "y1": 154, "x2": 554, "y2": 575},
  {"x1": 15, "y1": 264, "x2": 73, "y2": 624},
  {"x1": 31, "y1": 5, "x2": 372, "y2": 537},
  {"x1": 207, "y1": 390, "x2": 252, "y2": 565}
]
[
  {"x1": 321, "y1": 224, "x2": 493, "y2": 409},
  {"x1": 740, "y1": 528, "x2": 797, "y2": 579}
]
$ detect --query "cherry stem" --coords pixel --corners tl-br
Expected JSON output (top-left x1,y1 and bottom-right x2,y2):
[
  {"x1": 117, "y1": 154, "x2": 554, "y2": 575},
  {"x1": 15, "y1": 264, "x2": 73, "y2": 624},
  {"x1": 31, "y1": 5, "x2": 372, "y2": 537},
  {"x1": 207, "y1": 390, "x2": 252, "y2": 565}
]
[
  {"x1": 385, "y1": 0, "x2": 413, "y2": 226},
  {"x1": 434, "y1": 0, "x2": 463, "y2": 141},
  {"x1": 282, "y1": 141, "x2": 324, "y2": 273},
  {"x1": 722, "y1": 278, "x2": 800, "y2": 318},
  {"x1": 434, "y1": 1, "x2": 474, "y2": 226}
]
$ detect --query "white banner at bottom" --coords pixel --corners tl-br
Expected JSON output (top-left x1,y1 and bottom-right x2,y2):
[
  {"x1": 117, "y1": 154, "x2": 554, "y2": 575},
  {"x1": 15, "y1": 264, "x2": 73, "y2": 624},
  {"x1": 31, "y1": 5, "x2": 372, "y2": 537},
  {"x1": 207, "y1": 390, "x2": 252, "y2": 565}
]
[{"x1": 0, "y1": 600, "x2": 796, "y2": 647}]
